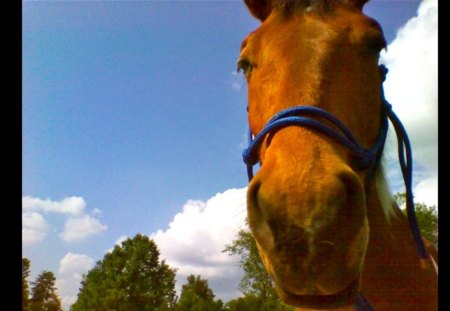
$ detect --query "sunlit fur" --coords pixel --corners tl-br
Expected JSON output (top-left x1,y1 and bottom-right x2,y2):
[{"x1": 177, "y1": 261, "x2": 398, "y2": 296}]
[{"x1": 240, "y1": 0, "x2": 438, "y2": 310}]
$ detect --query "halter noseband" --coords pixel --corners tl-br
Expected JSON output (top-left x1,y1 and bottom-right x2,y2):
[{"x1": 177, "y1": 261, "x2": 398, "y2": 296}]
[
  {"x1": 241, "y1": 64, "x2": 429, "y2": 310},
  {"x1": 242, "y1": 99, "x2": 389, "y2": 182}
]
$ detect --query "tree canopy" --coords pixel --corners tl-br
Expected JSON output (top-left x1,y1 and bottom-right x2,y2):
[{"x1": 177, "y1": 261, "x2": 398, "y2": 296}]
[
  {"x1": 29, "y1": 270, "x2": 62, "y2": 311},
  {"x1": 175, "y1": 274, "x2": 223, "y2": 311},
  {"x1": 71, "y1": 234, "x2": 177, "y2": 311},
  {"x1": 22, "y1": 258, "x2": 31, "y2": 311}
]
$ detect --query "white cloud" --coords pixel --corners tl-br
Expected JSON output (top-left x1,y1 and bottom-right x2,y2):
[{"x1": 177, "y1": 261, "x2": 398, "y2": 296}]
[
  {"x1": 230, "y1": 70, "x2": 245, "y2": 92},
  {"x1": 22, "y1": 212, "x2": 49, "y2": 246},
  {"x1": 22, "y1": 196, "x2": 86, "y2": 216},
  {"x1": 232, "y1": 81, "x2": 242, "y2": 91},
  {"x1": 60, "y1": 215, "x2": 108, "y2": 243},
  {"x1": 22, "y1": 195, "x2": 107, "y2": 245},
  {"x1": 151, "y1": 187, "x2": 247, "y2": 301},
  {"x1": 380, "y1": 0, "x2": 437, "y2": 206},
  {"x1": 57, "y1": 253, "x2": 95, "y2": 310},
  {"x1": 59, "y1": 252, "x2": 95, "y2": 276},
  {"x1": 414, "y1": 175, "x2": 438, "y2": 207},
  {"x1": 91, "y1": 208, "x2": 101, "y2": 216}
]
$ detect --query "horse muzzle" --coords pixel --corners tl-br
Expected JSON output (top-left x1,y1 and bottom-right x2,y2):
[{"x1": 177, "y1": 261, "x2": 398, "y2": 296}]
[{"x1": 246, "y1": 160, "x2": 369, "y2": 302}]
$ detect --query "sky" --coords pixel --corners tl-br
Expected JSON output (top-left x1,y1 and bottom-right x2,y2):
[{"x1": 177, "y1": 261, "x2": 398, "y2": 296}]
[{"x1": 22, "y1": 0, "x2": 437, "y2": 309}]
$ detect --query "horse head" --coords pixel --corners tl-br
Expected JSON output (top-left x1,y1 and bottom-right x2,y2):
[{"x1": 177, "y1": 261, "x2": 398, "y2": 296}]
[{"x1": 240, "y1": 0, "x2": 388, "y2": 308}]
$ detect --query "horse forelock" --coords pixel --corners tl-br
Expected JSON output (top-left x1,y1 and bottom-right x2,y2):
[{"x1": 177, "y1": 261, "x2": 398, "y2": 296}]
[{"x1": 272, "y1": 0, "x2": 366, "y2": 16}]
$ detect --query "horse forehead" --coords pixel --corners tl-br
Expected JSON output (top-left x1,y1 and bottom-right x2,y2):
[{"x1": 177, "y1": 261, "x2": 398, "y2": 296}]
[
  {"x1": 247, "y1": 7, "x2": 378, "y2": 49},
  {"x1": 243, "y1": 8, "x2": 383, "y2": 133}
]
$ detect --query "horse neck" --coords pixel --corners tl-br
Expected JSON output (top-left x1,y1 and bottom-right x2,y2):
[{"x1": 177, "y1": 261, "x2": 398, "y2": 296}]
[{"x1": 359, "y1": 171, "x2": 438, "y2": 311}]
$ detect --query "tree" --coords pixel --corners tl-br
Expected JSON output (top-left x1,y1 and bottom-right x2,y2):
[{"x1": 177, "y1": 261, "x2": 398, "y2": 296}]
[
  {"x1": 23, "y1": 258, "x2": 31, "y2": 311},
  {"x1": 394, "y1": 192, "x2": 438, "y2": 245},
  {"x1": 29, "y1": 270, "x2": 62, "y2": 311},
  {"x1": 175, "y1": 275, "x2": 223, "y2": 311},
  {"x1": 223, "y1": 223, "x2": 294, "y2": 311},
  {"x1": 71, "y1": 234, "x2": 177, "y2": 311}
]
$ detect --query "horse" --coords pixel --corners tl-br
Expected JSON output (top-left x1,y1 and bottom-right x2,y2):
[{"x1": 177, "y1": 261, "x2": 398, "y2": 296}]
[{"x1": 238, "y1": 1, "x2": 438, "y2": 310}]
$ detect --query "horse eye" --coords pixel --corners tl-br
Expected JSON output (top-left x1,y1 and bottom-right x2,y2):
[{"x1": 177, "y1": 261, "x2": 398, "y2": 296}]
[{"x1": 237, "y1": 58, "x2": 253, "y2": 75}]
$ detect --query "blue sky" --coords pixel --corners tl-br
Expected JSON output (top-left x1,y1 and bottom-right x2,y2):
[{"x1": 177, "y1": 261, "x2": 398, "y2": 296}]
[{"x1": 23, "y1": 0, "x2": 436, "y2": 309}]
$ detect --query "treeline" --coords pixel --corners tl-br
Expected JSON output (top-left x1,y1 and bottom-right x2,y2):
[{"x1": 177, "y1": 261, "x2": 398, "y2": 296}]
[
  {"x1": 22, "y1": 233, "x2": 292, "y2": 311},
  {"x1": 22, "y1": 192, "x2": 436, "y2": 310}
]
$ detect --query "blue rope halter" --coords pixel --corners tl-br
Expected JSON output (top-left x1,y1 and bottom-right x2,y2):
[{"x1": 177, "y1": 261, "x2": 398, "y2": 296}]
[
  {"x1": 241, "y1": 64, "x2": 429, "y2": 310},
  {"x1": 242, "y1": 104, "x2": 388, "y2": 181}
]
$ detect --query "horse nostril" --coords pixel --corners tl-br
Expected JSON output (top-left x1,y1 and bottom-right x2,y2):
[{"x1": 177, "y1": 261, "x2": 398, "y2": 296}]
[{"x1": 337, "y1": 170, "x2": 366, "y2": 222}]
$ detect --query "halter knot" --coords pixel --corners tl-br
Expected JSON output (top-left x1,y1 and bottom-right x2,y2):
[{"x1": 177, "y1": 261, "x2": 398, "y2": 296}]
[
  {"x1": 352, "y1": 149, "x2": 376, "y2": 171},
  {"x1": 242, "y1": 148, "x2": 259, "y2": 166},
  {"x1": 378, "y1": 64, "x2": 389, "y2": 82}
]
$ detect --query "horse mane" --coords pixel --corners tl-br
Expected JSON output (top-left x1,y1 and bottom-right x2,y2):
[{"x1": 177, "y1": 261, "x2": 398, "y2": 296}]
[{"x1": 374, "y1": 164, "x2": 398, "y2": 223}]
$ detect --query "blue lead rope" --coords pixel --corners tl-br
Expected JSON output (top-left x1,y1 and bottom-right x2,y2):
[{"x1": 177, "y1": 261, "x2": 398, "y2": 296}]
[
  {"x1": 354, "y1": 293, "x2": 376, "y2": 311},
  {"x1": 386, "y1": 106, "x2": 429, "y2": 259},
  {"x1": 242, "y1": 65, "x2": 429, "y2": 310}
]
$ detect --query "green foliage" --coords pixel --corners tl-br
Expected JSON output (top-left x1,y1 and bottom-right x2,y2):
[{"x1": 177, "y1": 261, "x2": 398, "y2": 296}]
[
  {"x1": 71, "y1": 234, "x2": 177, "y2": 311},
  {"x1": 223, "y1": 223, "x2": 294, "y2": 311},
  {"x1": 224, "y1": 294, "x2": 264, "y2": 311},
  {"x1": 175, "y1": 275, "x2": 223, "y2": 311},
  {"x1": 394, "y1": 192, "x2": 438, "y2": 244},
  {"x1": 224, "y1": 292, "x2": 294, "y2": 311},
  {"x1": 22, "y1": 258, "x2": 31, "y2": 311},
  {"x1": 413, "y1": 203, "x2": 438, "y2": 244},
  {"x1": 29, "y1": 270, "x2": 62, "y2": 311},
  {"x1": 223, "y1": 228, "x2": 272, "y2": 297}
]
